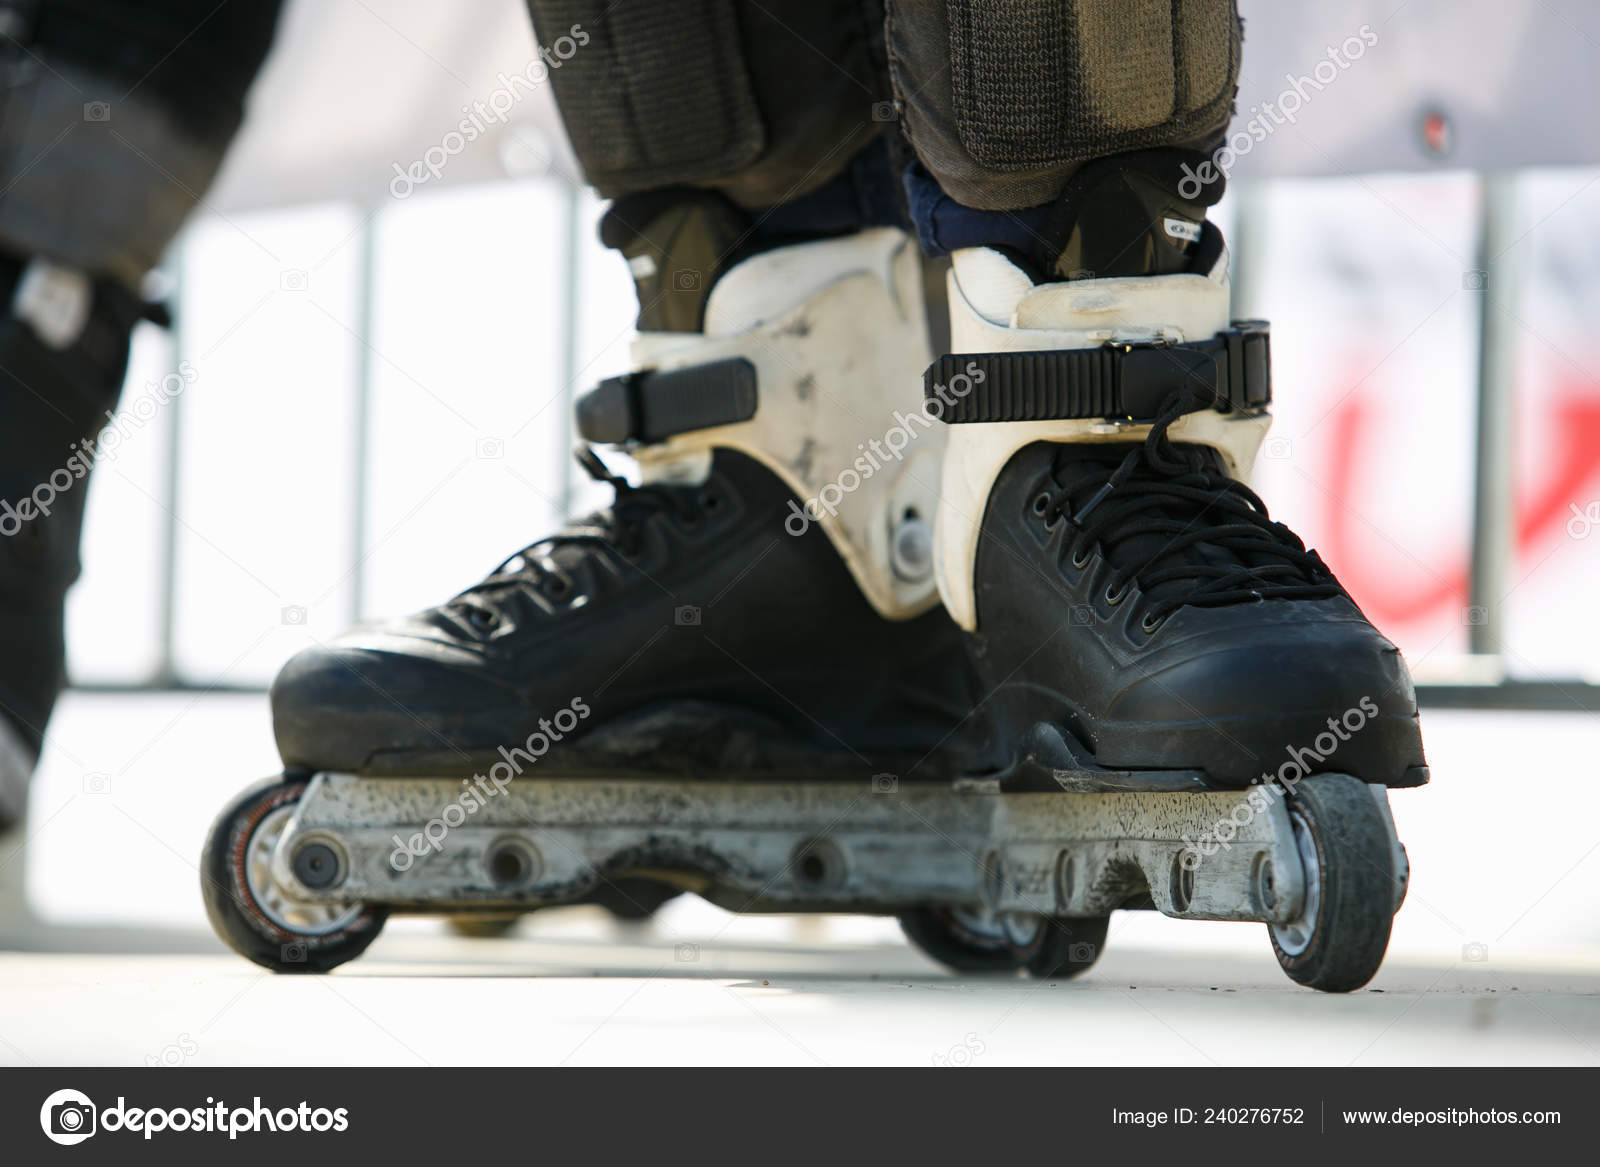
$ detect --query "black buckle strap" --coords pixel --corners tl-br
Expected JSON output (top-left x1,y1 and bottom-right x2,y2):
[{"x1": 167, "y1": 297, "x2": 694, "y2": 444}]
[
  {"x1": 576, "y1": 357, "x2": 758, "y2": 445},
  {"x1": 923, "y1": 319, "x2": 1271, "y2": 425}
]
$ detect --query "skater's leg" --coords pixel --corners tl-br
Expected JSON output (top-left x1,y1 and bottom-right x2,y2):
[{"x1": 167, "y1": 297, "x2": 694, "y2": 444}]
[
  {"x1": 272, "y1": 2, "x2": 977, "y2": 782},
  {"x1": 0, "y1": 1, "x2": 285, "y2": 836},
  {"x1": 886, "y1": 0, "x2": 1238, "y2": 209},
  {"x1": 526, "y1": 0, "x2": 890, "y2": 208},
  {"x1": 882, "y1": 0, "x2": 1238, "y2": 276},
  {"x1": 525, "y1": 0, "x2": 906, "y2": 331},
  {"x1": 880, "y1": 0, "x2": 1426, "y2": 786}
]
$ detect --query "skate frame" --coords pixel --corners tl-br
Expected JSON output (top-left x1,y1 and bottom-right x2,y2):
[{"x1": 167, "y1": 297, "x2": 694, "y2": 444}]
[{"x1": 268, "y1": 773, "x2": 1408, "y2": 927}]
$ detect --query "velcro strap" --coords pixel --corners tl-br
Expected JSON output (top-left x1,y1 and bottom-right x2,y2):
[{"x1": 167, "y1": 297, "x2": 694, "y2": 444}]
[
  {"x1": 576, "y1": 357, "x2": 758, "y2": 444},
  {"x1": 925, "y1": 320, "x2": 1271, "y2": 424}
]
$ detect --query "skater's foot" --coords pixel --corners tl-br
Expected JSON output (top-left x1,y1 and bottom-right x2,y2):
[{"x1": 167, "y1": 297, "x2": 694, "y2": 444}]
[
  {"x1": 969, "y1": 395, "x2": 1426, "y2": 788},
  {"x1": 274, "y1": 226, "x2": 977, "y2": 782},
  {"x1": 929, "y1": 206, "x2": 1426, "y2": 788},
  {"x1": 275, "y1": 446, "x2": 973, "y2": 780}
]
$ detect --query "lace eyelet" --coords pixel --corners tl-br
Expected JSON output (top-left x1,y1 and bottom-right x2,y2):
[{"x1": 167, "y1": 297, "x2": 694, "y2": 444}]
[
  {"x1": 1140, "y1": 610, "x2": 1166, "y2": 634},
  {"x1": 1031, "y1": 491, "x2": 1052, "y2": 517},
  {"x1": 1070, "y1": 544, "x2": 1093, "y2": 570},
  {"x1": 1104, "y1": 581, "x2": 1128, "y2": 607},
  {"x1": 466, "y1": 606, "x2": 499, "y2": 632}
]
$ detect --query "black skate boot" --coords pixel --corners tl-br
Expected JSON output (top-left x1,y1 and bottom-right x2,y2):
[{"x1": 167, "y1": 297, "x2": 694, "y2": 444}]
[
  {"x1": 928, "y1": 161, "x2": 1428, "y2": 791},
  {"x1": 271, "y1": 218, "x2": 977, "y2": 784},
  {"x1": 0, "y1": 255, "x2": 146, "y2": 830}
]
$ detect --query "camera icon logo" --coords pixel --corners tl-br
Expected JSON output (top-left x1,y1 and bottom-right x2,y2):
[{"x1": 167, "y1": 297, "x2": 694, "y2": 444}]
[
  {"x1": 871, "y1": 101, "x2": 896, "y2": 122},
  {"x1": 82, "y1": 771, "x2": 112, "y2": 796},
  {"x1": 40, "y1": 1088, "x2": 97, "y2": 1145},
  {"x1": 279, "y1": 268, "x2": 309, "y2": 292},
  {"x1": 1068, "y1": 942, "x2": 1098, "y2": 963},
  {"x1": 1462, "y1": 941, "x2": 1489, "y2": 963},
  {"x1": 674, "y1": 605, "x2": 701, "y2": 627},
  {"x1": 674, "y1": 942, "x2": 700, "y2": 962},
  {"x1": 1262, "y1": 436, "x2": 1293, "y2": 460},
  {"x1": 1566, "y1": 500, "x2": 1600, "y2": 540},
  {"x1": 281, "y1": 604, "x2": 308, "y2": 626},
  {"x1": 672, "y1": 268, "x2": 702, "y2": 291},
  {"x1": 476, "y1": 437, "x2": 505, "y2": 460},
  {"x1": 871, "y1": 773, "x2": 898, "y2": 794},
  {"x1": 281, "y1": 941, "x2": 309, "y2": 964},
  {"x1": 1069, "y1": 604, "x2": 1094, "y2": 626},
  {"x1": 83, "y1": 102, "x2": 110, "y2": 122},
  {"x1": 1462, "y1": 605, "x2": 1488, "y2": 626},
  {"x1": 1462, "y1": 269, "x2": 1488, "y2": 291}
]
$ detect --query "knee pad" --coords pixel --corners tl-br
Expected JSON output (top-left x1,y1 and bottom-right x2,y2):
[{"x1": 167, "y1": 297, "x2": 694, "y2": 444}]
[
  {"x1": 527, "y1": 0, "x2": 888, "y2": 206},
  {"x1": 892, "y1": 0, "x2": 1240, "y2": 210}
]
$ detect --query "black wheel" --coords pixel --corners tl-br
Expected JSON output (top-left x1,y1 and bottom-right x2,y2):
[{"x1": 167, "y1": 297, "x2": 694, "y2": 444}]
[
  {"x1": 202, "y1": 776, "x2": 387, "y2": 973},
  {"x1": 586, "y1": 877, "x2": 682, "y2": 922},
  {"x1": 447, "y1": 915, "x2": 521, "y2": 939},
  {"x1": 1268, "y1": 773, "x2": 1397, "y2": 992},
  {"x1": 900, "y1": 906, "x2": 1109, "y2": 979},
  {"x1": 1018, "y1": 914, "x2": 1110, "y2": 979}
]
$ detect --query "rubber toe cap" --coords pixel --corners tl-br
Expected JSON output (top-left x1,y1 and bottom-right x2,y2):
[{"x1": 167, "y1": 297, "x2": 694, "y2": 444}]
[{"x1": 270, "y1": 628, "x2": 510, "y2": 773}]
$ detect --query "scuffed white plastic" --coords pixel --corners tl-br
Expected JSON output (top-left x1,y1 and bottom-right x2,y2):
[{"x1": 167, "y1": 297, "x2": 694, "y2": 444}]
[{"x1": 934, "y1": 247, "x2": 1273, "y2": 631}]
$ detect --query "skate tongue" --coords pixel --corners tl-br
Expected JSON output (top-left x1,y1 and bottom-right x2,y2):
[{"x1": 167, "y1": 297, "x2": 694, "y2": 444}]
[{"x1": 1042, "y1": 151, "x2": 1219, "y2": 283}]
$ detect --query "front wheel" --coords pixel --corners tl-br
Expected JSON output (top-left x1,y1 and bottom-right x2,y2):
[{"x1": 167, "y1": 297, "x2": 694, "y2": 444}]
[
  {"x1": 1268, "y1": 774, "x2": 1397, "y2": 992},
  {"x1": 202, "y1": 777, "x2": 387, "y2": 973}
]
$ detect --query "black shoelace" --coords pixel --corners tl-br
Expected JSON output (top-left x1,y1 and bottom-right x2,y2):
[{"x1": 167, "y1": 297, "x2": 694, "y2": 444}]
[
  {"x1": 452, "y1": 448, "x2": 715, "y2": 624},
  {"x1": 1040, "y1": 388, "x2": 1342, "y2": 630}
]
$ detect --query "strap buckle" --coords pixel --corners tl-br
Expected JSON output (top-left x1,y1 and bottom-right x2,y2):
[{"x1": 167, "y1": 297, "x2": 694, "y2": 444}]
[
  {"x1": 576, "y1": 357, "x2": 758, "y2": 445},
  {"x1": 922, "y1": 319, "x2": 1272, "y2": 425},
  {"x1": 1118, "y1": 319, "x2": 1271, "y2": 419}
]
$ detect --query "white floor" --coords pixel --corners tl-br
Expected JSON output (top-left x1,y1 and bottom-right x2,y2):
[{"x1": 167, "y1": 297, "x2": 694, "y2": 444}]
[{"x1": 2, "y1": 693, "x2": 1597, "y2": 1066}]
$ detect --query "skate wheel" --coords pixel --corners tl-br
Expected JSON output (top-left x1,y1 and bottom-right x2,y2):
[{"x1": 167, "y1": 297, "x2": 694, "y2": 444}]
[
  {"x1": 1019, "y1": 915, "x2": 1110, "y2": 979},
  {"x1": 447, "y1": 915, "x2": 521, "y2": 939},
  {"x1": 1268, "y1": 773, "x2": 1396, "y2": 992},
  {"x1": 900, "y1": 907, "x2": 1108, "y2": 979},
  {"x1": 585, "y1": 876, "x2": 682, "y2": 922},
  {"x1": 202, "y1": 776, "x2": 387, "y2": 973}
]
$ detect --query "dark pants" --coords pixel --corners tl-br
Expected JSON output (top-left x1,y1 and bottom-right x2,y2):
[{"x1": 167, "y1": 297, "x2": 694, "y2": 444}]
[{"x1": 0, "y1": 0, "x2": 285, "y2": 285}]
